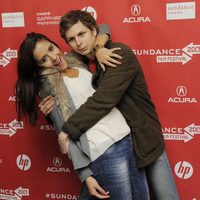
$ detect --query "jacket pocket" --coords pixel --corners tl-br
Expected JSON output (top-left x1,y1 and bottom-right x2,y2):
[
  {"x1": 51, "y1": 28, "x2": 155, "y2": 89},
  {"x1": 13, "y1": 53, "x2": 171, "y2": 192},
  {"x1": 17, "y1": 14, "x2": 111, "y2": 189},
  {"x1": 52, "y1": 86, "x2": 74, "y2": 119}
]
[{"x1": 129, "y1": 117, "x2": 163, "y2": 159}]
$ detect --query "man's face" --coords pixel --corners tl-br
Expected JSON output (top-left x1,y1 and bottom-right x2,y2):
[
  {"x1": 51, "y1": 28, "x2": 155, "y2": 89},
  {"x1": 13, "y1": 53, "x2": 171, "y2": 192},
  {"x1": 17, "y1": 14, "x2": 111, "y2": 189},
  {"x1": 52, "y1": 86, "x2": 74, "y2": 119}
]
[{"x1": 65, "y1": 21, "x2": 97, "y2": 57}]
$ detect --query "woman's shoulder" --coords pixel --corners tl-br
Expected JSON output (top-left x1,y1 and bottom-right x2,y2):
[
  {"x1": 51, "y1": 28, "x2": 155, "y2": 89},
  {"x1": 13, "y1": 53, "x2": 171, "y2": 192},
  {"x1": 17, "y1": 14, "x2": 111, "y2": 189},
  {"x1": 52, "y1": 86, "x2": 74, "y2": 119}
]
[
  {"x1": 65, "y1": 51, "x2": 87, "y2": 68},
  {"x1": 78, "y1": 67, "x2": 91, "y2": 75}
]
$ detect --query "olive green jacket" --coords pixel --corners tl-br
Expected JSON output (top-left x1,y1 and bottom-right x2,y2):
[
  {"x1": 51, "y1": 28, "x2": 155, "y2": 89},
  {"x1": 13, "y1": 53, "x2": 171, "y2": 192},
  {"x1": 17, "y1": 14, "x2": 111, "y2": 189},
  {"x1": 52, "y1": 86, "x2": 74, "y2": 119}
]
[{"x1": 62, "y1": 42, "x2": 165, "y2": 168}]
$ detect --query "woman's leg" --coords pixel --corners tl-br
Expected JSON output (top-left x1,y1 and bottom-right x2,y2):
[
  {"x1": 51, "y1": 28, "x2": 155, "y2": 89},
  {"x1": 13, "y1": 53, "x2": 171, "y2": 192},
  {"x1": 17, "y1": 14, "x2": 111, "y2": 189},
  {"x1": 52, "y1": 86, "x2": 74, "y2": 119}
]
[
  {"x1": 145, "y1": 150, "x2": 180, "y2": 200},
  {"x1": 90, "y1": 135, "x2": 149, "y2": 200}
]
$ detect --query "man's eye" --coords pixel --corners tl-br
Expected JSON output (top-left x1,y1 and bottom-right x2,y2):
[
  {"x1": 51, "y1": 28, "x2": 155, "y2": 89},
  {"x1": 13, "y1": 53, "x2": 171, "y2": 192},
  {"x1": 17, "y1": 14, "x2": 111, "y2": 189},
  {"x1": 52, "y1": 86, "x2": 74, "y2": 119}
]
[
  {"x1": 79, "y1": 32, "x2": 85, "y2": 37},
  {"x1": 68, "y1": 38, "x2": 75, "y2": 43}
]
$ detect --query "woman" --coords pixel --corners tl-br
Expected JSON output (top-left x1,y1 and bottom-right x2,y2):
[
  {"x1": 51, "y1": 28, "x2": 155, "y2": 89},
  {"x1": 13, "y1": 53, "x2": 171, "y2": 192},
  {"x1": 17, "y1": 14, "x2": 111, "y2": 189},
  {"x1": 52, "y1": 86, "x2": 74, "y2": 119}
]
[{"x1": 16, "y1": 32, "x2": 149, "y2": 200}]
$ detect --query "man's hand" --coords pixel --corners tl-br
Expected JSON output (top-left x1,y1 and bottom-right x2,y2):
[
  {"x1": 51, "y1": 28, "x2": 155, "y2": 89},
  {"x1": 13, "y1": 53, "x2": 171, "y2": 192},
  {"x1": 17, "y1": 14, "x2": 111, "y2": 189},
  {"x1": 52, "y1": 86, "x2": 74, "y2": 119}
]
[
  {"x1": 85, "y1": 176, "x2": 110, "y2": 199},
  {"x1": 58, "y1": 131, "x2": 70, "y2": 158},
  {"x1": 95, "y1": 47, "x2": 122, "y2": 71},
  {"x1": 39, "y1": 95, "x2": 55, "y2": 115}
]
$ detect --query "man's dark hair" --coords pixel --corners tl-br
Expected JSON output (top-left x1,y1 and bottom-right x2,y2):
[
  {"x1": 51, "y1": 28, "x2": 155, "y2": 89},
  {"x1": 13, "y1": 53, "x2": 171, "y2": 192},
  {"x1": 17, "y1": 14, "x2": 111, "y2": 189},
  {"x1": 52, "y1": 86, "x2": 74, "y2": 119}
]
[{"x1": 59, "y1": 10, "x2": 98, "y2": 42}]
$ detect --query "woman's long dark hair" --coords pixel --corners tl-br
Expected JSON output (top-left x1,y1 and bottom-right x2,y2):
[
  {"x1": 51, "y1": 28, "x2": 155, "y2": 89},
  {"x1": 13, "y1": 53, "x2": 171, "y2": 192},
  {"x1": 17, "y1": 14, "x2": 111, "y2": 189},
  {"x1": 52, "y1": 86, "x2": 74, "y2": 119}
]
[{"x1": 15, "y1": 32, "x2": 59, "y2": 124}]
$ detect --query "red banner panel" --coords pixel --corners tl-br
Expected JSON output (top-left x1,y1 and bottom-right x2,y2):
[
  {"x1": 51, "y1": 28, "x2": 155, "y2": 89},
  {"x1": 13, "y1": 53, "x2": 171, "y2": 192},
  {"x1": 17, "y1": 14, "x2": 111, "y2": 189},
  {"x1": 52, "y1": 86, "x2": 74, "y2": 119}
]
[{"x1": 0, "y1": 1, "x2": 199, "y2": 199}]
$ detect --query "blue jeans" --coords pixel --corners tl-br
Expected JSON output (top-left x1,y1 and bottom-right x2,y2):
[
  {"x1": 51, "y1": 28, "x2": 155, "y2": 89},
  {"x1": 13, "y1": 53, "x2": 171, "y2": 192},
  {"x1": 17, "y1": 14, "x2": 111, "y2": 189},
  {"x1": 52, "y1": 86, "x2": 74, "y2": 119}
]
[
  {"x1": 145, "y1": 151, "x2": 180, "y2": 200},
  {"x1": 90, "y1": 135, "x2": 149, "y2": 200}
]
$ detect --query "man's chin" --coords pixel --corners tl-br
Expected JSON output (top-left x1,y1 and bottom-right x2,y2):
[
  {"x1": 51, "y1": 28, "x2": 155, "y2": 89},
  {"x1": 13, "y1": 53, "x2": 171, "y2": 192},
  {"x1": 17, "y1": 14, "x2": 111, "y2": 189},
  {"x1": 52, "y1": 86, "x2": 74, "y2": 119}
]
[{"x1": 76, "y1": 50, "x2": 90, "y2": 56}]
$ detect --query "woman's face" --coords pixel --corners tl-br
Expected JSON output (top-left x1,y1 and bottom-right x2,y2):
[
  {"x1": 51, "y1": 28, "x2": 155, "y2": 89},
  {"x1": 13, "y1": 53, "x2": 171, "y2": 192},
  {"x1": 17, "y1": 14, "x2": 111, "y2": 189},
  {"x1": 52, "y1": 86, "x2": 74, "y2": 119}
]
[{"x1": 33, "y1": 39, "x2": 68, "y2": 71}]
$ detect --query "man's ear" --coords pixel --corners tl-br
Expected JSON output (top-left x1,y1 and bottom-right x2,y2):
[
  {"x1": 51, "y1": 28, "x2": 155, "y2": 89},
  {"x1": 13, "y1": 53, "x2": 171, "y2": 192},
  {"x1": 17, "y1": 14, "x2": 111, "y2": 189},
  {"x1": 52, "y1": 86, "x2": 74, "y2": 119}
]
[{"x1": 92, "y1": 27, "x2": 97, "y2": 36}]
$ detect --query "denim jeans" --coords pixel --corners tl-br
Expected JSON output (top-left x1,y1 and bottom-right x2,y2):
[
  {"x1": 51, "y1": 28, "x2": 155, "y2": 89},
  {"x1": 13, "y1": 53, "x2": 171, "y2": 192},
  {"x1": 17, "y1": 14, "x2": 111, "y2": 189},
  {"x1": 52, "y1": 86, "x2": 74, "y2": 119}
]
[
  {"x1": 145, "y1": 151, "x2": 180, "y2": 200},
  {"x1": 89, "y1": 135, "x2": 149, "y2": 200}
]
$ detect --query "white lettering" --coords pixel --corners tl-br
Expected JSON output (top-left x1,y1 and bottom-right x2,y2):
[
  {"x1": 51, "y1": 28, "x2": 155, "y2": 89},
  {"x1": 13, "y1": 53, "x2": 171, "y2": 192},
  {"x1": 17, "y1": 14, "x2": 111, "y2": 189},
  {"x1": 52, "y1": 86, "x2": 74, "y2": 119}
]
[
  {"x1": 168, "y1": 97, "x2": 197, "y2": 103},
  {"x1": 132, "y1": 48, "x2": 181, "y2": 56},
  {"x1": 162, "y1": 127, "x2": 183, "y2": 134},
  {"x1": 0, "y1": 189, "x2": 13, "y2": 195},
  {"x1": 47, "y1": 167, "x2": 71, "y2": 173},
  {"x1": 123, "y1": 17, "x2": 151, "y2": 23}
]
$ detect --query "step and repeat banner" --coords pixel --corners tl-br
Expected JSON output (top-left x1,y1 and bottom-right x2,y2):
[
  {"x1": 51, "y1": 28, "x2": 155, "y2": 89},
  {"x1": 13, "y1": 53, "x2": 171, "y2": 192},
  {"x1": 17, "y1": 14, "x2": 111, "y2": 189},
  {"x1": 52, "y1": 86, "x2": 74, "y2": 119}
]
[{"x1": 0, "y1": 0, "x2": 199, "y2": 199}]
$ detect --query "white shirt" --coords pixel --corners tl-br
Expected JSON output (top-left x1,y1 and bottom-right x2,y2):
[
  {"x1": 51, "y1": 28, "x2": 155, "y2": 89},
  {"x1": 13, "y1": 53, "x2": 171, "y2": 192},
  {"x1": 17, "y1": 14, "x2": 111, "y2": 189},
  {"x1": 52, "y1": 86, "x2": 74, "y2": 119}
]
[{"x1": 63, "y1": 68, "x2": 130, "y2": 161}]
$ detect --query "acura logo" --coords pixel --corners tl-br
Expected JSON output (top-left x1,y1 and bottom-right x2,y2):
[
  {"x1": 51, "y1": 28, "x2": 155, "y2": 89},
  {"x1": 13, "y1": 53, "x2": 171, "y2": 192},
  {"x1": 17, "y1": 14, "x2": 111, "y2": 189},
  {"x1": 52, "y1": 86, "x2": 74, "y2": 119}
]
[
  {"x1": 53, "y1": 157, "x2": 62, "y2": 167},
  {"x1": 176, "y1": 86, "x2": 187, "y2": 97},
  {"x1": 131, "y1": 4, "x2": 141, "y2": 16}
]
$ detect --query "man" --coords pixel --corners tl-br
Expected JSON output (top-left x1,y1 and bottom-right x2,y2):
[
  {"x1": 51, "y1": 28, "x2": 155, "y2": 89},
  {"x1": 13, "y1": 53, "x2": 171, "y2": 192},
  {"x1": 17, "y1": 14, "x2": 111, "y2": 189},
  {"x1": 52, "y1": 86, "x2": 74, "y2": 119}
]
[{"x1": 41, "y1": 10, "x2": 179, "y2": 200}]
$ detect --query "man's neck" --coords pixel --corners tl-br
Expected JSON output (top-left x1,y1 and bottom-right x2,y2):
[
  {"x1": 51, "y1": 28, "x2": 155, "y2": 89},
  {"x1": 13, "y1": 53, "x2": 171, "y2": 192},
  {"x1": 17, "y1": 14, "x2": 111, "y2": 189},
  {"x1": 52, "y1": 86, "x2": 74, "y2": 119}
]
[
  {"x1": 88, "y1": 54, "x2": 97, "y2": 74},
  {"x1": 87, "y1": 53, "x2": 95, "y2": 60}
]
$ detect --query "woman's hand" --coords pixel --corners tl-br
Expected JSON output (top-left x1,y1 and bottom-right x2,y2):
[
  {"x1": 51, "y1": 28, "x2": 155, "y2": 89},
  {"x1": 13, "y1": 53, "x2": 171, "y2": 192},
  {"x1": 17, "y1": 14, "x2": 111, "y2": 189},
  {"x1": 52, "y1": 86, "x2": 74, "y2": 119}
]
[
  {"x1": 85, "y1": 176, "x2": 110, "y2": 199},
  {"x1": 39, "y1": 95, "x2": 55, "y2": 115},
  {"x1": 95, "y1": 47, "x2": 122, "y2": 71},
  {"x1": 58, "y1": 131, "x2": 70, "y2": 158}
]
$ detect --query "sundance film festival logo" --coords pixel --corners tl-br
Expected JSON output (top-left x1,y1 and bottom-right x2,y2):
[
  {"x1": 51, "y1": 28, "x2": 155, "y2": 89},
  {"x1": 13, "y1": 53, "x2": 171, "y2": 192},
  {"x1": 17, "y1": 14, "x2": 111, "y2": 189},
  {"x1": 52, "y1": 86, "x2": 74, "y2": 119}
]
[
  {"x1": 82, "y1": 6, "x2": 97, "y2": 20},
  {"x1": 166, "y1": 2, "x2": 195, "y2": 20},
  {"x1": 1, "y1": 12, "x2": 24, "y2": 28},
  {"x1": 175, "y1": 161, "x2": 193, "y2": 179},
  {"x1": 133, "y1": 42, "x2": 200, "y2": 65},
  {"x1": 168, "y1": 85, "x2": 197, "y2": 104},
  {"x1": 47, "y1": 157, "x2": 71, "y2": 173},
  {"x1": 0, "y1": 119, "x2": 23, "y2": 137},
  {"x1": 16, "y1": 154, "x2": 31, "y2": 171},
  {"x1": 163, "y1": 123, "x2": 200, "y2": 143},
  {"x1": 0, "y1": 186, "x2": 29, "y2": 200},
  {"x1": 123, "y1": 4, "x2": 151, "y2": 23},
  {"x1": 0, "y1": 48, "x2": 17, "y2": 67},
  {"x1": 182, "y1": 42, "x2": 200, "y2": 61},
  {"x1": 156, "y1": 42, "x2": 200, "y2": 64}
]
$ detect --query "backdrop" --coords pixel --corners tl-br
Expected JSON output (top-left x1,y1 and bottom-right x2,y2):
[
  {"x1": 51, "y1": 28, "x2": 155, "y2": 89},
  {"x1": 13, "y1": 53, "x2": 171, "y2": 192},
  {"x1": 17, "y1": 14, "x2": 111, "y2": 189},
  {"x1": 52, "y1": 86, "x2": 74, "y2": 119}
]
[{"x1": 0, "y1": 0, "x2": 199, "y2": 199}]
